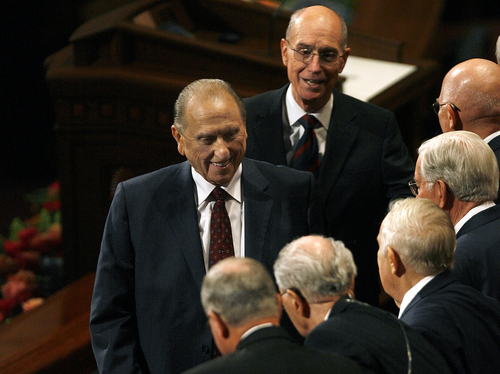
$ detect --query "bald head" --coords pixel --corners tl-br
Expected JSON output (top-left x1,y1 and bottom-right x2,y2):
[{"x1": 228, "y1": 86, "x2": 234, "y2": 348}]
[{"x1": 439, "y1": 58, "x2": 500, "y2": 137}]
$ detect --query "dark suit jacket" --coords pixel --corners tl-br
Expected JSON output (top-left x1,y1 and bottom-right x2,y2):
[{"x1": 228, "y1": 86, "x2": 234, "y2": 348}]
[
  {"x1": 400, "y1": 270, "x2": 500, "y2": 374},
  {"x1": 488, "y1": 135, "x2": 500, "y2": 204},
  {"x1": 452, "y1": 204, "x2": 500, "y2": 301},
  {"x1": 244, "y1": 85, "x2": 415, "y2": 305},
  {"x1": 305, "y1": 297, "x2": 452, "y2": 374},
  {"x1": 182, "y1": 326, "x2": 363, "y2": 374},
  {"x1": 89, "y1": 158, "x2": 322, "y2": 374}
]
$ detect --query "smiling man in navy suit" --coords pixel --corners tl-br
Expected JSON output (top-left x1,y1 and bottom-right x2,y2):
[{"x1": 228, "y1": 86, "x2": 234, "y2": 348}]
[
  {"x1": 89, "y1": 79, "x2": 322, "y2": 374},
  {"x1": 244, "y1": 5, "x2": 414, "y2": 306}
]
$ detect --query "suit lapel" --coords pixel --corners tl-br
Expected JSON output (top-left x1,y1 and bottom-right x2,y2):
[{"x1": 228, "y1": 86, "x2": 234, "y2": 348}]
[
  {"x1": 152, "y1": 161, "x2": 206, "y2": 289},
  {"x1": 242, "y1": 159, "x2": 273, "y2": 263},
  {"x1": 318, "y1": 90, "x2": 360, "y2": 197},
  {"x1": 250, "y1": 86, "x2": 288, "y2": 165},
  {"x1": 457, "y1": 204, "x2": 500, "y2": 238}
]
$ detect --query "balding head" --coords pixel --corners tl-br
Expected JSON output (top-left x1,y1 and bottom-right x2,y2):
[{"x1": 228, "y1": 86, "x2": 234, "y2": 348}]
[{"x1": 438, "y1": 58, "x2": 500, "y2": 138}]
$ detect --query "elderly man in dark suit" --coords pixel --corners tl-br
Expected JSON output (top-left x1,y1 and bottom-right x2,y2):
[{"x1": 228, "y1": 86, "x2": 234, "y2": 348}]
[
  {"x1": 378, "y1": 197, "x2": 500, "y2": 374},
  {"x1": 411, "y1": 131, "x2": 500, "y2": 301},
  {"x1": 273, "y1": 235, "x2": 452, "y2": 374},
  {"x1": 182, "y1": 257, "x2": 362, "y2": 374},
  {"x1": 244, "y1": 5, "x2": 414, "y2": 306},
  {"x1": 89, "y1": 79, "x2": 322, "y2": 374}
]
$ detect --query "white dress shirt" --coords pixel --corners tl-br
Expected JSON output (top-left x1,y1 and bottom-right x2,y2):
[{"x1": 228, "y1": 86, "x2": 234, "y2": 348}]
[{"x1": 192, "y1": 165, "x2": 245, "y2": 271}]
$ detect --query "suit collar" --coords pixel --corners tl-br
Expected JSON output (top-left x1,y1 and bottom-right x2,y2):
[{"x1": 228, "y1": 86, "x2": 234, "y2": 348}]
[
  {"x1": 456, "y1": 203, "x2": 500, "y2": 238},
  {"x1": 236, "y1": 326, "x2": 291, "y2": 350},
  {"x1": 241, "y1": 158, "x2": 273, "y2": 263},
  {"x1": 400, "y1": 270, "x2": 456, "y2": 319},
  {"x1": 153, "y1": 161, "x2": 206, "y2": 289}
]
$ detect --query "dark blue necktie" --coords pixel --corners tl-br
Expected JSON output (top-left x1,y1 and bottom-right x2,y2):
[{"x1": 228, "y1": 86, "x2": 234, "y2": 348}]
[{"x1": 292, "y1": 114, "x2": 320, "y2": 177}]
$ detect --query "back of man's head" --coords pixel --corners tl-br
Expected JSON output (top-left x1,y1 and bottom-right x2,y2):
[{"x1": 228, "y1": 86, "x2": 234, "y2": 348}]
[
  {"x1": 274, "y1": 235, "x2": 357, "y2": 303},
  {"x1": 201, "y1": 257, "x2": 279, "y2": 327},
  {"x1": 440, "y1": 58, "x2": 500, "y2": 134},
  {"x1": 380, "y1": 198, "x2": 455, "y2": 276},
  {"x1": 418, "y1": 131, "x2": 499, "y2": 203}
]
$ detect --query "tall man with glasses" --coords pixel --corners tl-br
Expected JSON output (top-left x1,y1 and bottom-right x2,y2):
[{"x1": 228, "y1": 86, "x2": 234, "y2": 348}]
[
  {"x1": 411, "y1": 131, "x2": 500, "y2": 302},
  {"x1": 435, "y1": 58, "x2": 500, "y2": 203},
  {"x1": 243, "y1": 5, "x2": 414, "y2": 306}
]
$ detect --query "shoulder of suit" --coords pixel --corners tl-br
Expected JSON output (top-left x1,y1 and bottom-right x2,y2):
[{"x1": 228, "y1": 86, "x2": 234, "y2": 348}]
[{"x1": 246, "y1": 158, "x2": 312, "y2": 181}]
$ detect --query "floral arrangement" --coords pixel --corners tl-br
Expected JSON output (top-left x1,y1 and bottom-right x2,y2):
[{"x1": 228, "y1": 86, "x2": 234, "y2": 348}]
[{"x1": 0, "y1": 181, "x2": 63, "y2": 324}]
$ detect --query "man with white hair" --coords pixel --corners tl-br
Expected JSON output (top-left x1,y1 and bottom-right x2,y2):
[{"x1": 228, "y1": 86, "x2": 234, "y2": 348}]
[
  {"x1": 411, "y1": 131, "x2": 500, "y2": 300},
  {"x1": 378, "y1": 198, "x2": 500, "y2": 374},
  {"x1": 183, "y1": 257, "x2": 362, "y2": 374},
  {"x1": 274, "y1": 235, "x2": 452, "y2": 374},
  {"x1": 435, "y1": 58, "x2": 500, "y2": 202}
]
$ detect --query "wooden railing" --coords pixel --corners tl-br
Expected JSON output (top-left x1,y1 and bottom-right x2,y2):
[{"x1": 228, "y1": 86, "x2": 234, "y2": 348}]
[{"x1": 0, "y1": 272, "x2": 97, "y2": 374}]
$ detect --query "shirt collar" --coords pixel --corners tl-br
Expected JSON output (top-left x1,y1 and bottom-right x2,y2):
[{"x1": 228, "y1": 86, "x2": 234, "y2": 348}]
[
  {"x1": 484, "y1": 130, "x2": 500, "y2": 143},
  {"x1": 285, "y1": 85, "x2": 333, "y2": 130},
  {"x1": 191, "y1": 164, "x2": 242, "y2": 206},
  {"x1": 454, "y1": 201, "x2": 495, "y2": 234},
  {"x1": 240, "y1": 323, "x2": 275, "y2": 341}
]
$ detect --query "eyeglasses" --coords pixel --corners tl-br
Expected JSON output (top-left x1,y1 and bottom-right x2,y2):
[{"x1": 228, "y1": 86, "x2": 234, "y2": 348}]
[
  {"x1": 432, "y1": 99, "x2": 461, "y2": 115},
  {"x1": 286, "y1": 40, "x2": 344, "y2": 66},
  {"x1": 408, "y1": 179, "x2": 433, "y2": 196}
]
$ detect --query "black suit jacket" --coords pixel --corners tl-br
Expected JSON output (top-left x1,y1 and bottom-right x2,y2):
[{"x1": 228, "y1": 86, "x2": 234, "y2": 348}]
[
  {"x1": 89, "y1": 158, "x2": 322, "y2": 374},
  {"x1": 488, "y1": 135, "x2": 500, "y2": 204},
  {"x1": 244, "y1": 85, "x2": 415, "y2": 304},
  {"x1": 182, "y1": 326, "x2": 363, "y2": 374},
  {"x1": 400, "y1": 271, "x2": 500, "y2": 374},
  {"x1": 452, "y1": 204, "x2": 500, "y2": 301},
  {"x1": 305, "y1": 297, "x2": 452, "y2": 374}
]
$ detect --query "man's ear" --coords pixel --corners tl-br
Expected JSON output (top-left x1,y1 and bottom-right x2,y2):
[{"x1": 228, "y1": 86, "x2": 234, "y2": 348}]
[
  {"x1": 446, "y1": 104, "x2": 462, "y2": 131},
  {"x1": 287, "y1": 289, "x2": 310, "y2": 318},
  {"x1": 387, "y1": 247, "x2": 405, "y2": 277},
  {"x1": 435, "y1": 179, "x2": 452, "y2": 210},
  {"x1": 276, "y1": 294, "x2": 283, "y2": 321},
  {"x1": 281, "y1": 38, "x2": 289, "y2": 67},
  {"x1": 207, "y1": 311, "x2": 229, "y2": 339},
  {"x1": 171, "y1": 125, "x2": 185, "y2": 156}
]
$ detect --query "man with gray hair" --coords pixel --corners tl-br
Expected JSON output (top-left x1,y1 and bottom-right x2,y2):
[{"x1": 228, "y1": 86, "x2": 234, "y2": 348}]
[
  {"x1": 90, "y1": 78, "x2": 323, "y2": 374},
  {"x1": 274, "y1": 235, "x2": 453, "y2": 374},
  {"x1": 411, "y1": 131, "x2": 500, "y2": 300},
  {"x1": 183, "y1": 257, "x2": 362, "y2": 374},
  {"x1": 378, "y1": 197, "x2": 500, "y2": 374},
  {"x1": 435, "y1": 58, "x2": 500, "y2": 202}
]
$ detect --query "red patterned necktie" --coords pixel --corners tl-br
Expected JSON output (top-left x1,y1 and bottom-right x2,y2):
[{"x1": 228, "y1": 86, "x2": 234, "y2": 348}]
[
  {"x1": 292, "y1": 114, "x2": 320, "y2": 177},
  {"x1": 209, "y1": 186, "x2": 234, "y2": 358},
  {"x1": 209, "y1": 186, "x2": 235, "y2": 268}
]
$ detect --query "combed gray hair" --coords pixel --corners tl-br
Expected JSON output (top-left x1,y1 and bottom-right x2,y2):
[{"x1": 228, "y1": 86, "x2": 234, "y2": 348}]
[
  {"x1": 273, "y1": 235, "x2": 357, "y2": 303},
  {"x1": 286, "y1": 7, "x2": 348, "y2": 50},
  {"x1": 496, "y1": 35, "x2": 500, "y2": 64},
  {"x1": 418, "y1": 131, "x2": 499, "y2": 203},
  {"x1": 201, "y1": 257, "x2": 279, "y2": 327},
  {"x1": 380, "y1": 198, "x2": 455, "y2": 275},
  {"x1": 173, "y1": 79, "x2": 246, "y2": 133}
]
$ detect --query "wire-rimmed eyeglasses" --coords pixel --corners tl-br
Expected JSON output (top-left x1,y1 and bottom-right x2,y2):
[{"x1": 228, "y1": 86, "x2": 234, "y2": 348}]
[
  {"x1": 432, "y1": 99, "x2": 461, "y2": 115},
  {"x1": 286, "y1": 40, "x2": 344, "y2": 66}
]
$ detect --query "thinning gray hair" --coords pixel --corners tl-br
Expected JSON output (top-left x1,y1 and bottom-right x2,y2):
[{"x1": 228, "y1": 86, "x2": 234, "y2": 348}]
[
  {"x1": 173, "y1": 79, "x2": 246, "y2": 133},
  {"x1": 418, "y1": 131, "x2": 499, "y2": 203},
  {"x1": 286, "y1": 7, "x2": 348, "y2": 50},
  {"x1": 201, "y1": 257, "x2": 279, "y2": 327},
  {"x1": 273, "y1": 235, "x2": 357, "y2": 303},
  {"x1": 380, "y1": 198, "x2": 455, "y2": 275}
]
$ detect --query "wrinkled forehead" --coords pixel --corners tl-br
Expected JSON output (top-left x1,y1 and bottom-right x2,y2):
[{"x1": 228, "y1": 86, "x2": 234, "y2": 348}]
[{"x1": 288, "y1": 12, "x2": 343, "y2": 49}]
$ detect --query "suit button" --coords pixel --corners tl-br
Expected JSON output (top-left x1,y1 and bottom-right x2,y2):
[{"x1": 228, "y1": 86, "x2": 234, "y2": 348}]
[{"x1": 201, "y1": 346, "x2": 210, "y2": 354}]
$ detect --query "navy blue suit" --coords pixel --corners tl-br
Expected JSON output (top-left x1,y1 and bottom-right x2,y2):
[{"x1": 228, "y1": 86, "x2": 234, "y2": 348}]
[
  {"x1": 400, "y1": 270, "x2": 500, "y2": 374},
  {"x1": 182, "y1": 326, "x2": 363, "y2": 374},
  {"x1": 305, "y1": 297, "x2": 452, "y2": 374},
  {"x1": 452, "y1": 204, "x2": 500, "y2": 301},
  {"x1": 89, "y1": 158, "x2": 322, "y2": 374},
  {"x1": 244, "y1": 85, "x2": 414, "y2": 305},
  {"x1": 488, "y1": 135, "x2": 500, "y2": 204}
]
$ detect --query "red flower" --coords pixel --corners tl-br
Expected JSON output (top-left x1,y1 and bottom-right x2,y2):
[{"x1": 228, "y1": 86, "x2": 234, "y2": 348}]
[
  {"x1": 1, "y1": 270, "x2": 37, "y2": 303},
  {"x1": 3, "y1": 240, "x2": 26, "y2": 257},
  {"x1": 0, "y1": 298, "x2": 16, "y2": 322},
  {"x1": 42, "y1": 200, "x2": 61, "y2": 212},
  {"x1": 17, "y1": 226, "x2": 39, "y2": 243}
]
